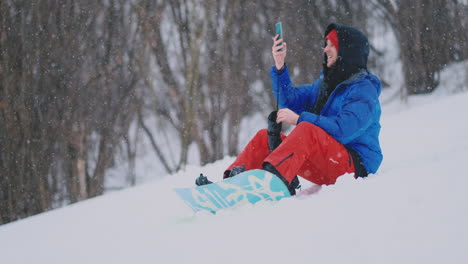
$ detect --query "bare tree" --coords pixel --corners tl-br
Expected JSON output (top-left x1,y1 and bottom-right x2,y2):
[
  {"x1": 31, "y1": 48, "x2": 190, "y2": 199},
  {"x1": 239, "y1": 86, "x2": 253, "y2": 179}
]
[
  {"x1": 135, "y1": 0, "x2": 260, "y2": 168},
  {"x1": 0, "y1": 0, "x2": 142, "y2": 224},
  {"x1": 373, "y1": 0, "x2": 467, "y2": 95}
]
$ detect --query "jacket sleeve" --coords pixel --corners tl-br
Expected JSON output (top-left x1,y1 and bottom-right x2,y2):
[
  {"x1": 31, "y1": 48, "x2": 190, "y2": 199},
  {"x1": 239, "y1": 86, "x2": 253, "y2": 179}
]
[
  {"x1": 270, "y1": 65, "x2": 320, "y2": 114},
  {"x1": 297, "y1": 80, "x2": 380, "y2": 144}
]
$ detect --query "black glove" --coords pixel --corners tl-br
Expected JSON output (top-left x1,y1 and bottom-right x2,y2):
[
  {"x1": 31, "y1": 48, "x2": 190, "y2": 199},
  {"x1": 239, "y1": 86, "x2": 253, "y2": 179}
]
[{"x1": 267, "y1": 110, "x2": 282, "y2": 152}]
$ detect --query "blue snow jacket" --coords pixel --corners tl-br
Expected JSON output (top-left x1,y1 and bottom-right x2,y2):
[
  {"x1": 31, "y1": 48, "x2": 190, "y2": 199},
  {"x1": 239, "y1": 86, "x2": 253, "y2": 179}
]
[{"x1": 270, "y1": 24, "x2": 383, "y2": 175}]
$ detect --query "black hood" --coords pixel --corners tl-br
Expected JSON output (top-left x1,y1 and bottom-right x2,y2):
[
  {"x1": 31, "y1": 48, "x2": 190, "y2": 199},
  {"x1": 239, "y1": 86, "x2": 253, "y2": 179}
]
[
  {"x1": 313, "y1": 24, "x2": 370, "y2": 116},
  {"x1": 323, "y1": 23, "x2": 370, "y2": 73}
]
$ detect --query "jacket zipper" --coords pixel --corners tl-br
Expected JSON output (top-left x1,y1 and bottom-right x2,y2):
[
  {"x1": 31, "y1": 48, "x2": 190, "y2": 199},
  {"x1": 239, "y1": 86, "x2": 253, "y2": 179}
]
[{"x1": 275, "y1": 153, "x2": 294, "y2": 167}]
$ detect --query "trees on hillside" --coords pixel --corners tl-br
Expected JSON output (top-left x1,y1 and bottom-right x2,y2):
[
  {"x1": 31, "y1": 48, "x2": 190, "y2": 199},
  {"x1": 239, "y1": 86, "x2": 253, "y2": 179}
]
[
  {"x1": 374, "y1": 0, "x2": 467, "y2": 94},
  {"x1": 0, "y1": 1, "x2": 142, "y2": 223}
]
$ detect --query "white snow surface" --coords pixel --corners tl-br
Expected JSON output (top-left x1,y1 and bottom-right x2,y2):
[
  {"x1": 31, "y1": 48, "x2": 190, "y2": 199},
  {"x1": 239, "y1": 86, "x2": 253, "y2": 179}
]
[{"x1": 1, "y1": 69, "x2": 468, "y2": 263}]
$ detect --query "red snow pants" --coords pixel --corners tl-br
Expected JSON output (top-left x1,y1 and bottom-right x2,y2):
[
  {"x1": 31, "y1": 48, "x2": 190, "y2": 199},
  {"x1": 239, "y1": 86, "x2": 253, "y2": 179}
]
[{"x1": 225, "y1": 122, "x2": 355, "y2": 185}]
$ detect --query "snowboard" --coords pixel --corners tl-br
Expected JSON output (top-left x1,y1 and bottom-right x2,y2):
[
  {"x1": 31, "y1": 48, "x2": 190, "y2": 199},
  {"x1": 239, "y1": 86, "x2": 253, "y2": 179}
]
[{"x1": 174, "y1": 169, "x2": 291, "y2": 214}]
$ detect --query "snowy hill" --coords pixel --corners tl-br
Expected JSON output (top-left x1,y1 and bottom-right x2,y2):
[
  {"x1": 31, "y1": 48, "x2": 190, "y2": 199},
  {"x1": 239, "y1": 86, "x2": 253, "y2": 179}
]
[{"x1": 1, "y1": 90, "x2": 468, "y2": 263}]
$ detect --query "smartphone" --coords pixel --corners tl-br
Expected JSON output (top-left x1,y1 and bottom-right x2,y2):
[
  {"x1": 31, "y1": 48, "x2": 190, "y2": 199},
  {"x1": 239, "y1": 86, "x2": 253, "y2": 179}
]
[{"x1": 275, "y1": 22, "x2": 283, "y2": 51}]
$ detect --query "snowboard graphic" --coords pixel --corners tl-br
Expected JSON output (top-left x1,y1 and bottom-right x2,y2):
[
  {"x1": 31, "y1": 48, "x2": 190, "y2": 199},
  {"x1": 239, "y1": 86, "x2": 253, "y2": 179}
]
[{"x1": 174, "y1": 169, "x2": 291, "y2": 214}]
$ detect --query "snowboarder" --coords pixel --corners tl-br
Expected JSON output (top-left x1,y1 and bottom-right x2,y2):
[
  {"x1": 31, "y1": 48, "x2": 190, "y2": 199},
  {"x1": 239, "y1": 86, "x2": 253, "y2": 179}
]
[{"x1": 197, "y1": 23, "x2": 383, "y2": 195}]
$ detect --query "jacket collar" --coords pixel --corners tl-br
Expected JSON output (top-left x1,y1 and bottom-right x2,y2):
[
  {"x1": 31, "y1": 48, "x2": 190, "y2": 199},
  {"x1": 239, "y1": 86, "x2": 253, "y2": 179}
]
[{"x1": 345, "y1": 68, "x2": 369, "y2": 83}]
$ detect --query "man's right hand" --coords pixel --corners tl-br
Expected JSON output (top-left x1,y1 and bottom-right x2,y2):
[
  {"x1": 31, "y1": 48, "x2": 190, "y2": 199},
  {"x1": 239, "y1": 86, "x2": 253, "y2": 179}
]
[{"x1": 272, "y1": 34, "x2": 287, "y2": 70}]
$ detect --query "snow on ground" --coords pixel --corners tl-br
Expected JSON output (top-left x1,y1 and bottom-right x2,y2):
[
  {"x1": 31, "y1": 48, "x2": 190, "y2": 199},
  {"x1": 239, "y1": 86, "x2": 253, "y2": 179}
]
[{"x1": 1, "y1": 69, "x2": 468, "y2": 263}]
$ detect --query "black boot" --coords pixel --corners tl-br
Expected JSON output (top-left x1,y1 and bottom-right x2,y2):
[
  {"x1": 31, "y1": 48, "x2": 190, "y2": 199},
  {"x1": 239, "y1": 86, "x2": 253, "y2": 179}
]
[
  {"x1": 262, "y1": 162, "x2": 300, "y2": 195},
  {"x1": 195, "y1": 173, "x2": 213, "y2": 186},
  {"x1": 223, "y1": 164, "x2": 247, "y2": 179},
  {"x1": 229, "y1": 164, "x2": 246, "y2": 178},
  {"x1": 267, "y1": 111, "x2": 282, "y2": 152},
  {"x1": 290, "y1": 175, "x2": 301, "y2": 192}
]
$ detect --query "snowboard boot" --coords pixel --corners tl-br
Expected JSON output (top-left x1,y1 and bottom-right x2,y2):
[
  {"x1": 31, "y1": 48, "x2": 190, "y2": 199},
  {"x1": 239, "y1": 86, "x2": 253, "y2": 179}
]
[
  {"x1": 229, "y1": 164, "x2": 246, "y2": 178},
  {"x1": 195, "y1": 173, "x2": 213, "y2": 186},
  {"x1": 223, "y1": 164, "x2": 246, "y2": 179},
  {"x1": 263, "y1": 162, "x2": 300, "y2": 196},
  {"x1": 290, "y1": 175, "x2": 301, "y2": 192}
]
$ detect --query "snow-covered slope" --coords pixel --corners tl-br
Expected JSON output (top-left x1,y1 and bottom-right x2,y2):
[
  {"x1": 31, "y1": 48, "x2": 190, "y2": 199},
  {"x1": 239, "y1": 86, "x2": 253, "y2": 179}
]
[{"x1": 1, "y1": 90, "x2": 468, "y2": 264}]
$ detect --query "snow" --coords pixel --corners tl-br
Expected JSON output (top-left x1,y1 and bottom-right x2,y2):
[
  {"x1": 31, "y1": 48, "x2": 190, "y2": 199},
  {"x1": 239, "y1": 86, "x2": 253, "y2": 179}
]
[{"x1": 1, "y1": 67, "x2": 468, "y2": 263}]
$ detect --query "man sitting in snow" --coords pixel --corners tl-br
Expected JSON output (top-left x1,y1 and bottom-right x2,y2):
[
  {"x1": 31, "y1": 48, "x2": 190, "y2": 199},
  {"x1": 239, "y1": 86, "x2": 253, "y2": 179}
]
[{"x1": 197, "y1": 23, "x2": 383, "y2": 195}]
